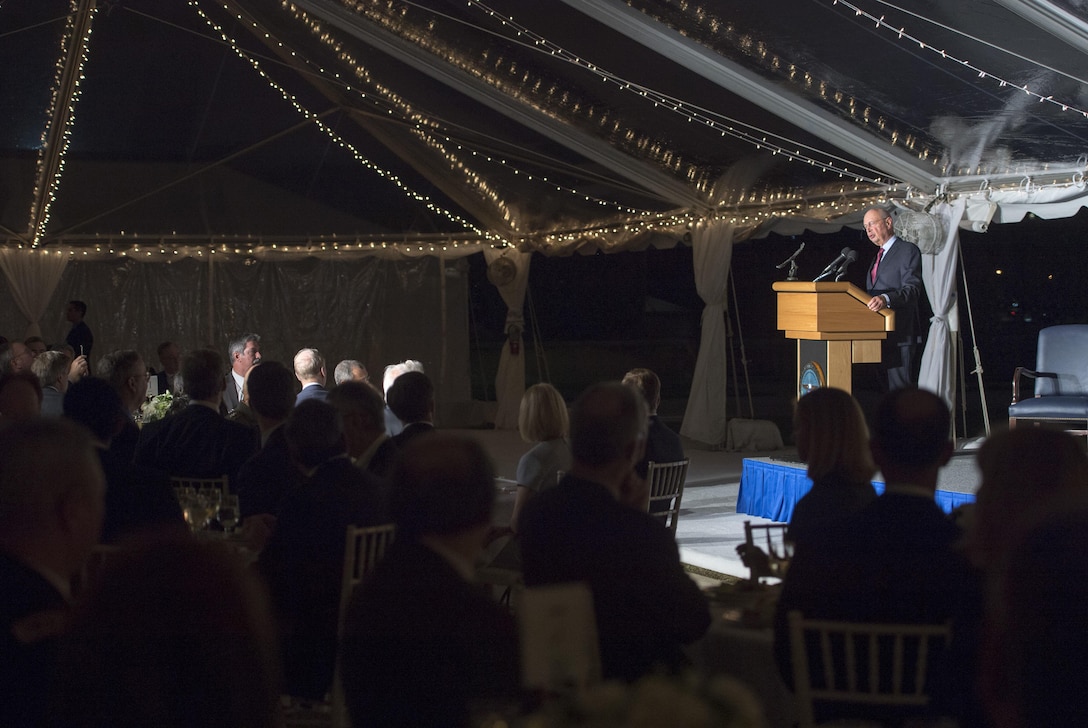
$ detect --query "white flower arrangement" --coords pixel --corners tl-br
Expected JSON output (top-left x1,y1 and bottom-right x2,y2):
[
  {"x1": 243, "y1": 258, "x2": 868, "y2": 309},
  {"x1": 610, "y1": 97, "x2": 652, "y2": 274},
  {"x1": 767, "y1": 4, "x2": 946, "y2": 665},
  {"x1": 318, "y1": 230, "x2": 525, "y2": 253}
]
[{"x1": 140, "y1": 391, "x2": 175, "y2": 423}]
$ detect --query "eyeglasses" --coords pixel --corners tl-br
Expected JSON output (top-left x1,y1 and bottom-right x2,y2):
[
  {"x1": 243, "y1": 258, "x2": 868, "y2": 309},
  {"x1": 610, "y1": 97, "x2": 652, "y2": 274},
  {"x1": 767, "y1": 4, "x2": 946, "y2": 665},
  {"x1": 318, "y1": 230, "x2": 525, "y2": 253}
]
[{"x1": 863, "y1": 218, "x2": 890, "y2": 230}]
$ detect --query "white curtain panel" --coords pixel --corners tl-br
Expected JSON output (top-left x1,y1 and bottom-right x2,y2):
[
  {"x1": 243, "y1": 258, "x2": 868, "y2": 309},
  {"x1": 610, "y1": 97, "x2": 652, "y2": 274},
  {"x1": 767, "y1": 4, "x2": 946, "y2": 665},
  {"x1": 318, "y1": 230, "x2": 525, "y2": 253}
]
[
  {"x1": 680, "y1": 220, "x2": 735, "y2": 446},
  {"x1": 483, "y1": 248, "x2": 532, "y2": 429},
  {"x1": 918, "y1": 199, "x2": 965, "y2": 406},
  {"x1": 0, "y1": 249, "x2": 68, "y2": 338}
]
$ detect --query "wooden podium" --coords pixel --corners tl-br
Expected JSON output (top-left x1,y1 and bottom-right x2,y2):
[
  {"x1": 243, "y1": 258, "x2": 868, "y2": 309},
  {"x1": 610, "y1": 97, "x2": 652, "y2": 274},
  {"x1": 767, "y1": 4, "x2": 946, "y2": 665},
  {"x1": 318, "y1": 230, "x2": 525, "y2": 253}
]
[{"x1": 772, "y1": 281, "x2": 895, "y2": 396}]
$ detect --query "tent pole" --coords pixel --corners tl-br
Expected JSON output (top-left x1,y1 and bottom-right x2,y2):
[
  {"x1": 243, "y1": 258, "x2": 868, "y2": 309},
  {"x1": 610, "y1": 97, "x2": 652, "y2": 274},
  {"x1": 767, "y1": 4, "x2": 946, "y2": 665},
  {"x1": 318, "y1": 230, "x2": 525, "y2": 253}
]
[
  {"x1": 728, "y1": 262, "x2": 754, "y2": 419},
  {"x1": 958, "y1": 245, "x2": 991, "y2": 437},
  {"x1": 207, "y1": 252, "x2": 216, "y2": 349}
]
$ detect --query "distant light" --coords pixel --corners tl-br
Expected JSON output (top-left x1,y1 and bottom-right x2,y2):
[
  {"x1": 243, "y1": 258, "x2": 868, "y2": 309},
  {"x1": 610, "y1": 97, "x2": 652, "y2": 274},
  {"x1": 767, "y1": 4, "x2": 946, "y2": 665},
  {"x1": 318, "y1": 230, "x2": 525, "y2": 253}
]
[
  {"x1": 995, "y1": 269, "x2": 1003, "y2": 275},
  {"x1": 1048, "y1": 274, "x2": 1054, "y2": 280}
]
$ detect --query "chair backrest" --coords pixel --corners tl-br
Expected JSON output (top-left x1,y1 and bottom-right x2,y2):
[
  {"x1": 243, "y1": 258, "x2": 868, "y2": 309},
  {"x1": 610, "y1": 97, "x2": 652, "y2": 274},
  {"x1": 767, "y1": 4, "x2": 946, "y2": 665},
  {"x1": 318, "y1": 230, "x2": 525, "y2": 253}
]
[
  {"x1": 786, "y1": 610, "x2": 951, "y2": 728},
  {"x1": 646, "y1": 459, "x2": 689, "y2": 533},
  {"x1": 338, "y1": 523, "x2": 397, "y2": 635},
  {"x1": 742, "y1": 520, "x2": 792, "y2": 581},
  {"x1": 170, "y1": 475, "x2": 230, "y2": 497},
  {"x1": 1035, "y1": 324, "x2": 1088, "y2": 396}
]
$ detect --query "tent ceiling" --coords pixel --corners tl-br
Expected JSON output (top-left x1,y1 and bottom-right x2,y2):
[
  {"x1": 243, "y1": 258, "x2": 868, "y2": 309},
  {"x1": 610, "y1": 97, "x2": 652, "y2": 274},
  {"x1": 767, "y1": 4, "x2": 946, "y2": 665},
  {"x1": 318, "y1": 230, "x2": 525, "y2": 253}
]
[{"x1": 3, "y1": 0, "x2": 1088, "y2": 255}]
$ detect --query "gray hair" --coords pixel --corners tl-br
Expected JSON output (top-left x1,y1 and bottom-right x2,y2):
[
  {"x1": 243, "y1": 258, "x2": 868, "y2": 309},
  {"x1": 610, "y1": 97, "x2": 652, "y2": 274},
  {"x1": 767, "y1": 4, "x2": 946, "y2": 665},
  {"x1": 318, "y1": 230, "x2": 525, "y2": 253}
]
[
  {"x1": 228, "y1": 333, "x2": 260, "y2": 360},
  {"x1": 32, "y1": 350, "x2": 71, "y2": 388},
  {"x1": 382, "y1": 359, "x2": 424, "y2": 395},
  {"x1": 334, "y1": 359, "x2": 366, "y2": 386}
]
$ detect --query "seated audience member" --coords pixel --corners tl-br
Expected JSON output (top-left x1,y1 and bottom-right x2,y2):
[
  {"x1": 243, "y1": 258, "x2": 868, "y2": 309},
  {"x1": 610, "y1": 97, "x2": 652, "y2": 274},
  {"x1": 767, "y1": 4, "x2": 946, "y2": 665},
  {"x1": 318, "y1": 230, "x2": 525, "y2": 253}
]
[
  {"x1": 0, "y1": 420, "x2": 105, "y2": 727},
  {"x1": 333, "y1": 359, "x2": 369, "y2": 386},
  {"x1": 293, "y1": 347, "x2": 328, "y2": 404},
  {"x1": 258, "y1": 399, "x2": 388, "y2": 701},
  {"x1": 341, "y1": 433, "x2": 520, "y2": 727},
  {"x1": 96, "y1": 350, "x2": 150, "y2": 465},
  {"x1": 519, "y1": 382, "x2": 710, "y2": 682},
  {"x1": 0, "y1": 370, "x2": 43, "y2": 423},
  {"x1": 24, "y1": 337, "x2": 47, "y2": 357},
  {"x1": 967, "y1": 427, "x2": 1088, "y2": 575},
  {"x1": 327, "y1": 380, "x2": 397, "y2": 477},
  {"x1": 508, "y1": 382, "x2": 571, "y2": 534},
  {"x1": 64, "y1": 378, "x2": 185, "y2": 543},
  {"x1": 774, "y1": 387, "x2": 974, "y2": 726},
  {"x1": 153, "y1": 340, "x2": 181, "y2": 394},
  {"x1": 386, "y1": 370, "x2": 435, "y2": 448},
  {"x1": 234, "y1": 361, "x2": 300, "y2": 522},
  {"x1": 382, "y1": 359, "x2": 423, "y2": 435},
  {"x1": 622, "y1": 368, "x2": 684, "y2": 516},
  {"x1": 32, "y1": 350, "x2": 72, "y2": 417},
  {"x1": 48, "y1": 536, "x2": 283, "y2": 728},
  {"x1": 786, "y1": 387, "x2": 877, "y2": 551},
  {"x1": 981, "y1": 499, "x2": 1088, "y2": 728},
  {"x1": 135, "y1": 349, "x2": 258, "y2": 484},
  {"x1": 6, "y1": 340, "x2": 34, "y2": 374}
]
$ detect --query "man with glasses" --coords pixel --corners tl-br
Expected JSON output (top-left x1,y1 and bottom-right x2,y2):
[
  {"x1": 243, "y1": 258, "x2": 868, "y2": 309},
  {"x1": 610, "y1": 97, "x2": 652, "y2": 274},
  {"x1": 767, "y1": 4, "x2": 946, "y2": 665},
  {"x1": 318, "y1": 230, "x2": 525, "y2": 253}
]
[
  {"x1": 863, "y1": 207, "x2": 923, "y2": 390},
  {"x1": 222, "y1": 333, "x2": 261, "y2": 414}
]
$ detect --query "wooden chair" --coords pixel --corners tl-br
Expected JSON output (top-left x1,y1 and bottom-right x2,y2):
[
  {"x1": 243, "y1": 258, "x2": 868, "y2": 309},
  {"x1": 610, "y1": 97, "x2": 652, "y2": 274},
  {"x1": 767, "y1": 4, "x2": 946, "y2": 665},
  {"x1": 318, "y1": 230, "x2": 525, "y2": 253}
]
[
  {"x1": 786, "y1": 610, "x2": 952, "y2": 728},
  {"x1": 646, "y1": 459, "x2": 689, "y2": 533},
  {"x1": 738, "y1": 520, "x2": 792, "y2": 582},
  {"x1": 170, "y1": 475, "x2": 230, "y2": 497}
]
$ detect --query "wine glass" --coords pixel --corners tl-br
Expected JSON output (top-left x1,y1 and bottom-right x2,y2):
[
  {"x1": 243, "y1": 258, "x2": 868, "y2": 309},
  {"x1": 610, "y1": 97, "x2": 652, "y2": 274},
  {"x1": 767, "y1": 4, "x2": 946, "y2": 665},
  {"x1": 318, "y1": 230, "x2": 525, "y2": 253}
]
[{"x1": 218, "y1": 495, "x2": 240, "y2": 535}]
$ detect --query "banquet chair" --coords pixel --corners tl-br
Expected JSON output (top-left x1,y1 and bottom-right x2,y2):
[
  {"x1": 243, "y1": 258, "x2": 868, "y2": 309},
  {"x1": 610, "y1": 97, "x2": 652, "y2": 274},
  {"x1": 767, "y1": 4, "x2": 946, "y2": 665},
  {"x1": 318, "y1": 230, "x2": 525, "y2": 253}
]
[
  {"x1": 1008, "y1": 324, "x2": 1088, "y2": 436},
  {"x1": 786, "y1": 610, "x2": 952, "y2": 728},
  {"x1": 169, "y1": 474, "x2": 230, "y2": 497},
  {"x1": 646, "y1": 459, "x2": 689, "y2": 533},
  {"x1": 739, "y1": 520, "x2": 792, "y2": 582}
]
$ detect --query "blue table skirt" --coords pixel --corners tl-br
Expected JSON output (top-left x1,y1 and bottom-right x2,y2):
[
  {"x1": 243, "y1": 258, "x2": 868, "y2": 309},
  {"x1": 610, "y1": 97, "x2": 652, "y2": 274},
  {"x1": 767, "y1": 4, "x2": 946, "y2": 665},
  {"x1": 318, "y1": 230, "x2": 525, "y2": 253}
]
[{"x1": 737, "y1": 458, "x2": 975, "y2": 523}]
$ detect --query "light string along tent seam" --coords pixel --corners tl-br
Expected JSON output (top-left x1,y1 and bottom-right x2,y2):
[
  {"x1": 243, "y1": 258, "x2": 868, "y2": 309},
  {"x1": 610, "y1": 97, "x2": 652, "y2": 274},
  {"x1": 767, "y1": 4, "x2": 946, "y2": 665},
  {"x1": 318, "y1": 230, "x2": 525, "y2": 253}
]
[
  {"x1": 457, "y1": 0, "x2": 890, "y2": 188},
  {"x1": 28, "y1": 0, "x2": 91, "y2": 248},
  {"x1": 281, "y1": 4, "x2": 654, "y2": 219},
  {"x1": 190, "y1": 0, "x2": 497, "y2": 242},
  {"x1": 828, "y1": 0, "x2": 1088, "y2": 119}
]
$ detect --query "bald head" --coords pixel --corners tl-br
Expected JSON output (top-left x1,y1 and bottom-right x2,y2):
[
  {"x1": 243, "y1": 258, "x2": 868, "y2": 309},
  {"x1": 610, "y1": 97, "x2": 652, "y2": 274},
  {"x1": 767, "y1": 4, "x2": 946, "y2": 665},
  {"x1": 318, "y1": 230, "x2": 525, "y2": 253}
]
[{"x1": 570, "y1": 381, "x2": 647, "y2": 467}]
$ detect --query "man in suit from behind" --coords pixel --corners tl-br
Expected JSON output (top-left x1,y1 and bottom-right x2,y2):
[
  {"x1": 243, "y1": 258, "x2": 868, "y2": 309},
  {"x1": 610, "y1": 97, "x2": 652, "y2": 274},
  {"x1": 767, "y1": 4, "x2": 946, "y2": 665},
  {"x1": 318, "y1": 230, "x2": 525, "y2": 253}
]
[
  {"x1": 863, "y1": 207, "x2": 923, "y2": 390},
  {"x1": 519, "y1": 382, "x2": 710, "y2": 682},
  {"x1": 258, "y1": 399, "x2": 388, "y2": 700},
  {"x1": 234, "y1": 361, "x2": 301, "y2": 523},
  {"x1": 135, "y1": 348, "x2": 258, "y2": 485},
  {"x1": 622, "y1": 367, "x2": 685, "y2": 518},
  {"x1": 222, "y1": 333, "x2": 261, "y2": 414},
  {"x1": 0, "y1": 419, "x2": 105, "y2": 727},
  {"x1": 293, "y1": 348, "x2": 328, "y2": 404},
  {"x1": 387, "y1": 370, "x2": 435, "y2": 449},
  {"x1": 327, "y1": 380, "x2": 397, "y2": 477}
]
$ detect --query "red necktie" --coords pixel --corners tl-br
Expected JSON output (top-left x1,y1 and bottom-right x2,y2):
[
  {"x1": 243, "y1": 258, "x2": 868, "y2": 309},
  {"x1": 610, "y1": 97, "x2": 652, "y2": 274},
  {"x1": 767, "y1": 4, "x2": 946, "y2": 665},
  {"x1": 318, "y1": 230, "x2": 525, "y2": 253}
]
[{"x1": 871, "y1": 247, "x2": 883, "y2": 285}]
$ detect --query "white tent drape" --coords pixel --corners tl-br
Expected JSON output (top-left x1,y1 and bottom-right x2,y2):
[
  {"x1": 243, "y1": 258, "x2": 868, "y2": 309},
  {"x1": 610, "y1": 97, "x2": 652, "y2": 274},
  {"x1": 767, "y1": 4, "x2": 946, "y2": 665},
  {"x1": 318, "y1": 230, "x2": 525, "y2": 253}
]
[
  {"x1": 680, "y1": 220, "x2": 735, "y2": 446},
  {"x1": 483, "y1": 248, "x2": 532, "y2": 429},
  {"x1": 0, "y1": 250, "x2": 68, "y2": 339},
  {"x1": 917, "y1": 199, "x2": 965, "y2": 406}
]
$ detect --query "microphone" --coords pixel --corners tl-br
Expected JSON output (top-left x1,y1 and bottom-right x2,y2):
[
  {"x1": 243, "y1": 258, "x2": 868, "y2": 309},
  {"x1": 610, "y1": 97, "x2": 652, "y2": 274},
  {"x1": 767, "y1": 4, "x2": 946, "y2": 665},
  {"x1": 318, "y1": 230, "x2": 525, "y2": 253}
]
[
  {"x1": 814, "y1": 247, "x2": 855, "y2": 282},
  {"x1": 775, "y1": 241, "x2": 805, "y2": 281},
  {"x1": 833, "y1": 249, "x2": 858, "y2": 282}
]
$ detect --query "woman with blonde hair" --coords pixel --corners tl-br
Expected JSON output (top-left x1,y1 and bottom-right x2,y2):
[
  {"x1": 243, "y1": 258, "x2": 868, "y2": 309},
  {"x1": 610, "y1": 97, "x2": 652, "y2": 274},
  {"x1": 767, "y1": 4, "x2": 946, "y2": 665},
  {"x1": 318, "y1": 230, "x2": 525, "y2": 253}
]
[
  {"x1": 508, "y1": 383, "x2": 572, "y2": 534},
  {"x1": 787, "y1": 386, "x2": 877, "y2": 550}
]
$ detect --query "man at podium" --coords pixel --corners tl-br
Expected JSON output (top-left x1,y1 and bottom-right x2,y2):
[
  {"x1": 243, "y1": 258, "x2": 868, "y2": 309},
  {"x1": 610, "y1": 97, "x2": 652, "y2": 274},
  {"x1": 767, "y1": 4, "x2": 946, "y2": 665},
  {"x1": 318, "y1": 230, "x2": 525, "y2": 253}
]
[{"x1": 862, "y1": 207, "x2": 922, "y2": 390}]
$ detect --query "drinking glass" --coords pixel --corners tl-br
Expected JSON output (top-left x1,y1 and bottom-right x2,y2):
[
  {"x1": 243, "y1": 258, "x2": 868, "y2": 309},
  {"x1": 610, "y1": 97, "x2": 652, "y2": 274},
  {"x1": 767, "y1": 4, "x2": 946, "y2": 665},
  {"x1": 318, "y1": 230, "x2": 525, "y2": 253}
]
[{"x1": 218, "y1": 495, "x2": 240, "y2": 535}]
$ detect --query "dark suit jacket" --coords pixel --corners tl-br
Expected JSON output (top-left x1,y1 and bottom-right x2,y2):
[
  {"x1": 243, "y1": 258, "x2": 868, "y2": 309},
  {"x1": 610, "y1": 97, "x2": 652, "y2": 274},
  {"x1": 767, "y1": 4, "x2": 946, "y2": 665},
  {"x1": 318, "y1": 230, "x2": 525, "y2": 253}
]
[
  {"x1": 0, "y1": 550, "x2": 68, "y2": 728},
  {"x1": 134, "y1": 403, "x2": 258, "y2": 485},
  {"x1": 295, "y1": 384, "x2": 328, "y2": 404},
  {"x1": 99, "y1": 448, "x2": 186, "y2": 543},
  {"x1": 520, "y1": 474, "x2": 710, "y2": 682},
  {"x1": 234, "y1": 425, "x2": 301, "y2": 520},
  {"x1": 258, "y1": 455, "x2": 389, "y2": 699},
  {"x1": 637, "y1": 415, "x2": 685, "y2": 479},
  {"x1": 220, "y1": 372, "x2": 241, "y2": 414},
  {"x1": 341, "y1": 540, "x2": 520, "y2": 727},
  {"x1": 65, "y1": 320, "x2": 93, "y2": 358},
  {"x1": 390, "y1": 421, "x2": 434, "y2": 450},
  {"x1": 153, "y1": 370, "x2": 177, "y2": 395},
  {"x1": 773, "y1": 489, "x2": 974, "y2": 723},
  {"x1": 867, "y1": 236, "x2": 922, "y2": 344}
]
